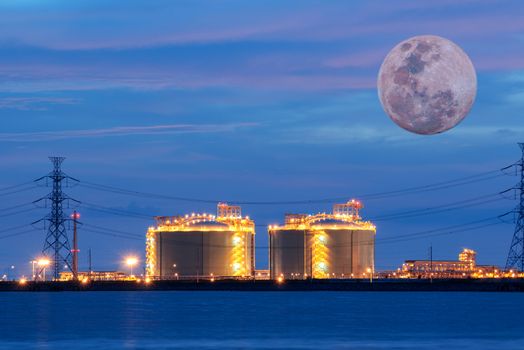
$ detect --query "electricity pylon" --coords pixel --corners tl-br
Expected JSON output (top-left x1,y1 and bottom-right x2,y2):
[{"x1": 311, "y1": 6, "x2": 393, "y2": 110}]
[
  {"x1": 34, "y1": 157, "x2": 79, "y2": 280},
  {"x1": 506, "y1": 143, "x2": 524, "y2": 272}
]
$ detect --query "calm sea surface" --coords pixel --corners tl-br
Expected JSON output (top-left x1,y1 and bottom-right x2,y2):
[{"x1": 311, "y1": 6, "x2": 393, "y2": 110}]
[{"x1": 0, "y1": 292, "x2": 523, "y2": 349}]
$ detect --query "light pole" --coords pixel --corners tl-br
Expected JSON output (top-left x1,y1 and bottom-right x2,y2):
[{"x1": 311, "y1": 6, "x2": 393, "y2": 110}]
[
  {"x1": 30, "y1": 260, "x2": 37, "y2": 281},
  {"x1": 367, "y1": 267, "x2": 373, "y2": 284},
  {"x1": 126, "y1": 257, "x2": 138, "y2": 277},
  {"x1": 37, "y1": 259, "x2": 50, "y2": 281},
  {"x1": 71, "y1": 211, "x2": 80, "y2": 280}
]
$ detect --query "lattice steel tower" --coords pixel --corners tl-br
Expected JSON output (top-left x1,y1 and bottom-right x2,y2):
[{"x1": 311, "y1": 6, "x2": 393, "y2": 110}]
[
  {"x1": 35, "y1": 157, "x2": 79, "y2": 280},
  {"x1": 506, "y1": 143, "x2": 524, "y2": 272}
]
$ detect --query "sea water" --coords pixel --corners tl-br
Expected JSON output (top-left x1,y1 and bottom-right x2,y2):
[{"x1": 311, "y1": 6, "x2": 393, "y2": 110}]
[{"x1": 1, "y1": 292, "x2": 523, "y2": 349}]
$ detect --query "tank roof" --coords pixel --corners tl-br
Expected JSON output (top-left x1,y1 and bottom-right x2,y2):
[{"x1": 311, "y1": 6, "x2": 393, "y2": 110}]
[
  {"x1": 309, "y1": 218, "x2": 348, "y2": 225},
  {"x1": 185, "y1": 220, "x2": 229, "y2": 228}
]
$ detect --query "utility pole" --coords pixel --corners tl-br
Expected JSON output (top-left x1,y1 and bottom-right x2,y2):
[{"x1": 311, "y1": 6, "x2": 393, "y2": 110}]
[
  {"x1": 71, "y1": 211, "x2": 80, "y2": 280},
  {"x1": 88, "y1": 248, "x2": 92, "y2": 276},
  {"x1": 429, "y1": 244, "x2": 433, "y2": 281},
  {"x1": 506, "y1": 143, "x2": 524, "y2": 272},
  {"x1": 34, "y1": 157, "x2": 79, "y2": 280}
]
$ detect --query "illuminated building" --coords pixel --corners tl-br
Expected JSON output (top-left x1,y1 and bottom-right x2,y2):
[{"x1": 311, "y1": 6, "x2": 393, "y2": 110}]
[
  {"x1": 146, "y1": 203, "x2": 255, "y2": 279},
  {"x1": 268, "y1": 200, "x2": 376, "y2": 279},
  {"x1": 401, "y1": 248, "x2": 502, "y2": 278},
  {"x1": 59, "y1": 271, "x2": 128, "y2": 281}
]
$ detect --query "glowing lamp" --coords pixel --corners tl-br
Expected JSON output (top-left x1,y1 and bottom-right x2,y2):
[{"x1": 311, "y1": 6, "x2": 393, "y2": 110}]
[
  {"x1": 37, "y1": 259, "x2": 50, "y2": 267},
  {"x1": 125, "y1": 257, "x2": 138, "y2": 266}
]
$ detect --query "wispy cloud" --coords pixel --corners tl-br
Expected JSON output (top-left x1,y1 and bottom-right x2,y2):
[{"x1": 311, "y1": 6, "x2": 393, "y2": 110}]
[
  {"x1": 275, "y1": 124, "x2": 524, "y2": 145},
  {"x1": 0, "y1": 123, "x2": 258, "y2": 142},
  {"x1": 324, "y1": 49, "x2": 387, "y2": 69},
  {"x1": 0, "y1": 67, "x2": 378, "y2": 92},
  {"x1": 0, "y1": 97, "x2": 79, "y2": 110},
  {"x1": 0, "y1": 1, "x2": 522, "y2": 93}
]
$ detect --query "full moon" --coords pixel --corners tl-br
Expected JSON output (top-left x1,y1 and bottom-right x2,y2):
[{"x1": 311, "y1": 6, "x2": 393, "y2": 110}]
[{"x1": 377, "y1": 35, "x2": 477, "y2": 135}]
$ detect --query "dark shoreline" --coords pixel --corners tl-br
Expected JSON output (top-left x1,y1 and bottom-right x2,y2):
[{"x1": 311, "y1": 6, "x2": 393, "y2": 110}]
[{"x1": 1, "y1": 278, "x2": 524, "y2": 292}]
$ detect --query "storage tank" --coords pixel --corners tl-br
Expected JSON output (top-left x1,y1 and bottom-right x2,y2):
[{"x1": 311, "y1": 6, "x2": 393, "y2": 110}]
[
  {"x1": 268, "y1": 200, "x2": 375, "y2": 280},
  {"x1": 146, "y1": 203, "x2": 255, "y2": 279},
  {"x1": 269, "y1": 228, "x2": 308, "y2": 279},
  {"x1": 310, "y1": 218, "x2": 353, "y2": 278},
  {"x1": 351, "y1": 229, "x2": 375, "y2": 276}
]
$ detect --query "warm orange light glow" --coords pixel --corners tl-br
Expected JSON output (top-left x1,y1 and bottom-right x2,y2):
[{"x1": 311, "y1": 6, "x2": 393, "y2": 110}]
[
  {"x1": 147, "y1": 204, "x2": 255, "y2": 278},
  {"x1": 37, "y1": 258, "x2": 50, "y2": 267},
  {"x1": 312, "y1": 232, "x2": 329, "y2": 279},
  {"x1": 126, "y1": 257, "x2": 138, "y2": 267},
  {"x1": 19, "y1": 278, "x2": 27, "y2": 285}
]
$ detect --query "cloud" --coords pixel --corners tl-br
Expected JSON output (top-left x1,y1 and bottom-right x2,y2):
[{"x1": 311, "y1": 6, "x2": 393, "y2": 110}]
[
  {"x1": 0, "y1": 66, "x2": 378, "y2": 92},
  {"x1": 274, "y1": 123, "x2": 524, "y2": 145},
  {"x1": 324, "y1": 49, "x2": 387, "y2": 69},
  {"x1": 1, "y1": 1, "x2": 522, "y2": 50},
  {"x1": 0, "y1": 122, "x2": 257, "y2": 142},
  {"x1": 0, "y1": 1, "x2": 521, "y2": 94},
  {"x1": 0, "y1": 97, "x2": 79, "y2": 110},
  {"x1": 275, "y1": 125, "x2": 409, "y2": 144}
]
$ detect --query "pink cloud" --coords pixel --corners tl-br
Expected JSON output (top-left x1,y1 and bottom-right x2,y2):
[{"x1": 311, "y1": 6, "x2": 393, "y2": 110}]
[
  {"x1": 324, "y1": 49, "x2": 388, "y2": 69},
  {"x1": 0, "y1": 123, "x2": 258, "y2": 142}
]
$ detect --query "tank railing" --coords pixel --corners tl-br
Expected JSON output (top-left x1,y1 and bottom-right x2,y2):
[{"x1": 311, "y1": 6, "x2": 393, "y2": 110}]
[
  {"x1": 217, "y1": 202, "x2": 242, "y2": 218},
  {"x1": 144, "y1": 275, "x2": 258, "y2": 281}
]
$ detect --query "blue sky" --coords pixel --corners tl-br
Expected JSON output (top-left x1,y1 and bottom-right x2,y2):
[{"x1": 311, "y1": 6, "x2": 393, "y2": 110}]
[{"x1": 0, "y1": 0, "x2": 523, "y2": 276}]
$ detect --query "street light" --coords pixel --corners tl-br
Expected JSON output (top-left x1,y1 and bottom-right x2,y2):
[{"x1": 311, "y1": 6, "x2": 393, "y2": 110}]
[
  {"x1": 30, "y1": 260, "x2": 37, "y2": 281},
  {"x1": 37, "y1": 258, "x2": 50, "y2": 281},
  {"x1": 125, "y1": 257, "x2": 138, "y2": 277},
  {"x1": 367, "y1": 267, "x2": 373, "y2": 284}
]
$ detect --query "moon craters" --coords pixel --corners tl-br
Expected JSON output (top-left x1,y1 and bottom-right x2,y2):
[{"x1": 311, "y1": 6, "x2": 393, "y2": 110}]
[{"x1": 378, "y1": 35, "x2": 476, "y2": 135}]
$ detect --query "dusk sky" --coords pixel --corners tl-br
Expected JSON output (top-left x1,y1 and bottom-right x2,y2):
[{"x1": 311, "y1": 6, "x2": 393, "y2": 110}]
[{"x1": 1, "y1": 0, "x2": 523, "y2": 276}]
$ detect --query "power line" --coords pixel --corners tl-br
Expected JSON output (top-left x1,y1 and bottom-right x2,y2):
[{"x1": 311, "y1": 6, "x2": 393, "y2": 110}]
[
  {"x1": 0, "y1": 207, "x2": 36, "y2": 219},
  {"x1": 0, "y1": 185, "x2": 37, "y2": 197},
  {"x1": 82, "y1": 228, "x2": 143, "y2": 241},
  {"x1": 0, "y1": 229, "x2": 37, "y2": 241},
  {"x1": 0, "y1": 181, "x2": 35, "y2": 192},
  {"x1": 359, "y1": 174, "x2": 504, "y2": 200},
  {"x1": 0, "y1": 223, "x2": 32, "y2": 235},
  {"x1": 0, "y1": 202, "x2": 34, "y2": 213},
  {"x1": 371, "y1": 195, "x2": 504, "y2": 222},
  {"x1": 81, "y1": 215, "x2": 503, "y2": 249},
  {"x1": 83, "y1": 223, "x2": 142, "y2": 238},
  {"x1": 79, "y1": 190, "x2": 506, "y2": 226},
  {"x1": 77, "y1": 168, "x2": 506, "y2": 205},
  {"x1": 376, "y1": 220, "x2": 501, "y2": 244},
  {"x1": 80, "y1": 202, "x2": 152, "y2": 219}
]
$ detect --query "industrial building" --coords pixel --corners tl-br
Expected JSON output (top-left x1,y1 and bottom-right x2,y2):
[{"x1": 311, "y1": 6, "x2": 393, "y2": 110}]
[
  {"x1": 400, "y1": 248, "x2": 502, "y2": 278},
  {"x1": 268, "y1": 200, "x2": 376, "y2": 279},
  {"x1": 146, "y1": 203, "x2": 255, "y2": 279},
  {"x1": 59, "y1": 271, "x2": 128, "y2": 281}
]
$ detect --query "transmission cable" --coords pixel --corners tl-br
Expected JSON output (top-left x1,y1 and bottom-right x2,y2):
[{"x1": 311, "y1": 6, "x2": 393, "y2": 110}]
[
  {"x1": 0, "y1": 185, "x2": 37, "y2": 197},
  {"x1": 0, "y1": 228, "x2": 37, "y2": 240},
  {"x1": 0, "y1": 207, "x2": 37, "y2": 219},
  {"x1": 80, "y1": 215, "x2": 504, "y2": 248},
  {"x1": 77, "y1": 168, "x2": 506, "y2": 205},
  {"x1": 0, "y1": 181, "x2": 35, "y2": 192},
  {"x1": 0, "y1": 202, "x2": 35, "y2": 213},
  {"x1": 79, "y1": 190, "x2": 506, "y2": 226}
]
